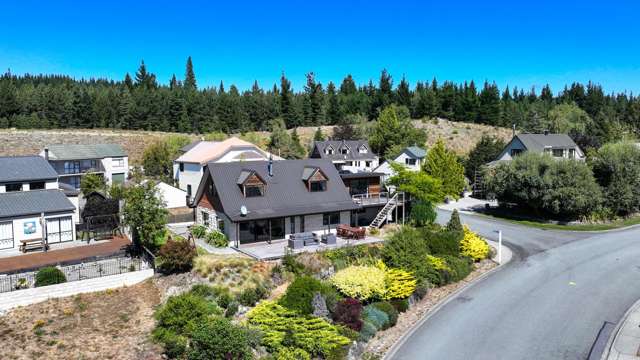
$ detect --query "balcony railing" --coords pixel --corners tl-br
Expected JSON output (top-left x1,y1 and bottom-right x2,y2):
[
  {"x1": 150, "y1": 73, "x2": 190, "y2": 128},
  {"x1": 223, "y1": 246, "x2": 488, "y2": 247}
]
[{"x1": 352, "y1": 192, "x2": 391, "y2": 206}]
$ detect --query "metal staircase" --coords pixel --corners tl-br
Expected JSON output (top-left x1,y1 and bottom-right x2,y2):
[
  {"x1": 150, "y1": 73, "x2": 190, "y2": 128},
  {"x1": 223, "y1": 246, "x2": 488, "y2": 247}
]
[{"x1": 369, "y1": 192, "x2": 399, "y2": 229}]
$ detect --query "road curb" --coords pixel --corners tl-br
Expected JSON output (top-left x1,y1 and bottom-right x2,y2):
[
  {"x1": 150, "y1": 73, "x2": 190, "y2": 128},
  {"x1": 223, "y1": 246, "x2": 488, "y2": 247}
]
[
  {"x1": 600, "y1": 297, "x2": 640, "y2": 360},
  {"x1": 383, "y1": 241, "x2": 512, "y2": 360}
]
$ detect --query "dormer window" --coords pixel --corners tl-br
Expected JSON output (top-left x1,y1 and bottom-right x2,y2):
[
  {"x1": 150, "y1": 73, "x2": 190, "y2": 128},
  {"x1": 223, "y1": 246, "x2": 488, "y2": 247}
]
[
  {"x1": 405, "y1": 158, "x2": 417, "y2": 165},
  {"x1": 340, "y1": 147, "x2": 349, "y2": 155},
  {"x1": 359, "y1": 145, "x2": 368, "y2": 154},
  {"x1": 302, "y1": 167, "x2": 328, "y2": 192},
  {"x1": 237, "y1": 170, "x2": 265, "y2": 197},
  {"x1": 325, "y1": 146, "x2": 335, "y2": 155}
]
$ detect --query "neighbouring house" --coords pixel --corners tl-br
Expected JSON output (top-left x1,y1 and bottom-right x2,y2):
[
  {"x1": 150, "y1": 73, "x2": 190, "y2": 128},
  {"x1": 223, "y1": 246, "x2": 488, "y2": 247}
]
[
  {"x1": 173, "y1": 137, "x2": 280, "y2": 201},
  {"x1": 190, "y1": 159, "x2": 362, "y2": 247},
  {"x1": 309, "y1": 140, "x2": 379, "y2": 174},
  {"x1": 40, "y1": 144, "x2": 129, "y2": 190},
  {"x1": 0, "y1": 189, "x2": 78, "y2": 252},
  {"x1": 375, "y1": 146, "x2": 427, "y2": 183},
  {"x1": 493, "y1": 132, "x2": 585, "y2": 163},
  {"x1": 152, "y1": 181, "x2": 194, "y2": 224}
]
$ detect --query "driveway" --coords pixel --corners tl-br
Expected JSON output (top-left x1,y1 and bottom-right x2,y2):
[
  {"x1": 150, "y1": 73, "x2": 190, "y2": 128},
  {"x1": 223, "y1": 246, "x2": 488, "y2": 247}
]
[{"x1": 391, "y1": 210, "x2": 640, "y2": 360}]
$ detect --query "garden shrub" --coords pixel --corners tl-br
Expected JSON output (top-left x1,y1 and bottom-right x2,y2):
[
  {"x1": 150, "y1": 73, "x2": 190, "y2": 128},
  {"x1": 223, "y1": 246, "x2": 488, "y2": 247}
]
[
  {"x1": 152, "y1": 326, "x2": 188, "y2": 359},
  {"x1": 237, "y1": 284, "x2": 269, "y2": 306},
  {"x1": 460, "y1": 226, "x2": 490, "y2": 261},
  {"x1": 35, "y1": 267, "x2": 66, "y2": 287},
  {"x1": 426, "y1": 255, "x2": 449, "y2": 271},
  {"x1": 276, "y1": 347, "x2": 311, "y2": 360},
  {"x1": 413, "y1": 283, "x2": 430, "y2": 300},
  {"x1": 390, "y1": 298, "x2": 409, "y2": 313},
  {"x1": 358, "y1": 321, "x2": 377, "y2": 341},
  {"x1": 362, "y1": 305, "x2": 390, "y2": 331},
  {"x1": 372, "y1": 301, "x2": 398, "y2": 328},
  {"x1": 332, "y1": 298, "x2": 363, "y2": 331},
  {"x1": 446, "y1": 209, "x2": 463, "y2": 233},
  {"x1": 246, "y1": 301, "x2": 351, "y2": 358},
  {"x1": 191, "y1": 225, "x2": 207, "y2": 239},
  {"x1": 205, "y1": 230, "x2": 229, "y2": 248},
  {"x1": 383, "y1": 267, "x2": 417, "y2": 300},
  {"x1": 381, "y1": 226, "x2": 430, "y2": 281},
  {"x1": 282, "y1": 250, "x2": 307, "y2": 275},
  {"x1": 331, "y1": 265, "x2": 386, "y2": 301},
  {"x1": 442, "y1": 255, "x2": 473, "y2": 282},
  {"x1": 225, "y1": 301, "x2": 239, "y2": 318},
  {"x1": 410, "y1": 200, "x2": 437, "y2": 227},
  {"x1": 279, "y1": 275, "x2": 325, "y2": 314},
  {"x1": 424, "y1": 229, "x2": 462, "y2": 256},
  {"x1": 323, "y1": 244, "x2": 382, "y2": 269},
  {"x1": 189, "y1": 284, "x2": 233, "y2": 309},
  {"x1": 157, "y1": 238, "x2": 196, "y2": 274},
  {"x1": 187, "y1": 317, "x2": 254, "y2": 360}
]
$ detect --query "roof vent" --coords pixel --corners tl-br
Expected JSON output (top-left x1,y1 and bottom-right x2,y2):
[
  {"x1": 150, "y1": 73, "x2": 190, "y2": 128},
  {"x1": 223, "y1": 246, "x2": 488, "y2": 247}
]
[{"x1": 268, "y1": 155, "x2": 273, "y2": 177}]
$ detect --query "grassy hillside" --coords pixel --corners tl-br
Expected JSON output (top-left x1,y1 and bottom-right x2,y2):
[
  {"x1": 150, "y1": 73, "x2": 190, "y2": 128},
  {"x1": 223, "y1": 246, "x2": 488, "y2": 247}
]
[{"x1": 0, "y1": 119, "x2": 512, "y2": 164}]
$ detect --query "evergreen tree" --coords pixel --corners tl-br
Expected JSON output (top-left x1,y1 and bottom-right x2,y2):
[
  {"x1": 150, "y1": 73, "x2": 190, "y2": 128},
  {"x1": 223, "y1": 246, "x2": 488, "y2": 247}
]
[
  {"x1": 465, "y1": 135, "x2": 506, "y2": 179},
  {"x1": 446, "y1": 209, "x2": 463, "y2": 233},
  {"x1": 184, "y1": 56, "x2": 197, "y2": 91},
  {"x1": 478, "y1": 81, "x2": 501, "y2": 125},
  {"x1": 369, "y1": 105, "x2": 426, "y2": 159},
  {"x1": 0, "y1": 76, "x2": 19, "y2": 119},
  {"x1": 325, "y1": 81, "x2": 341, "y2": 125},
  {"x1": 396, "y1": 76, "x2": 411, "y2": 108},
  {"x1": 302, "y1": 72, "x2": 323, "y2": 125},
  {"x1": 424, "y1": 139, "x2": 466, "y2": 198},
  {"x1": 313, "y1": 127, "x2": 325, "y2": 141},
  {"x1": 279, "y1": 73, "x2": 298, "y2": 127}
]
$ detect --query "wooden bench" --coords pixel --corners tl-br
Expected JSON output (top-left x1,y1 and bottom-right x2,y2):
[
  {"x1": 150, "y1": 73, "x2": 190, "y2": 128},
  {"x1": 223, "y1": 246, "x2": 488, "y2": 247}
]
[{"x1": 19, "y1": 239, "x2": 46, "y2": 253}]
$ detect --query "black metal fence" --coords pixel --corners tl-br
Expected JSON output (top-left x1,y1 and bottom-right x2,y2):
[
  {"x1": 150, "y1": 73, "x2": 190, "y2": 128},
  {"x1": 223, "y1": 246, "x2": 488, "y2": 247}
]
[{"x1": 0, "y1": 255, "x2": 152, "y2": 293}]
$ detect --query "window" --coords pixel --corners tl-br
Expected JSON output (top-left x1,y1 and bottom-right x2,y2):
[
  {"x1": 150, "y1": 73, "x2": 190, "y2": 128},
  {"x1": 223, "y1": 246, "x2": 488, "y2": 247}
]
[
  {"x1": 69, "y1": 176, "x2": 81, "y2": 189},
  {"x1": 365, "y1": 161, "x2": 371, "y2": 167},
  {"x1": 359, "y1": 145, "x2": 368, "y2": 154},
  {"x1": 89, "y1": 159, "x2": 97, "y2": 170},
  {"x1": 245, "y1": 185, "x2": 264, "y2": 197},
  {"x1": 510, "y1": 149, "x2": 523, "y2": 157},
  {"x1": 345, "y1": 161, "x2": 353, "y2": 166},
  {"x1": 202, "y1": 211, "x2": 210, "y2": 226},
  {"x1": 289, "y1": 216, "x2": 296, "y2": 234},
  {"x1": 325, "y1": 147, "x2": 334, "y2": 155},
  {"x1": 112, "y1": 173, "x2": 125, "y2": 184},
  {"x1": 569, "y1": 149, "x2": 576, "y2": 159},
  {"x1": 405, "y1": 158, "x2": 417, "y2": 165},
  {"x1": 354, "y1": 161, "x2": 360, "y2": 167},
  {"x1": 340, "y1": 147, "x2": 349, "y2": 154},
  {"x1": 310, "y1": 180, "x2": 327, "y2": 192},
  {"x1": 270, "y1": 218, "x2": 285, "y2": 239},
  {"x1": 323, "y1": 212, "x2": 341, "y2": 226},
  {"x1": 187, "y1": 185, "x2": 192, "y2": 198},
  {"x1": 552, "y1": 149, "x2": 564, "y2": 158},
  {"x1": 299, "y1": 216, "x2": 305, "y2": 232},
  {"x1": 29, "y1": 182, "x2": 45, "y2": 190},
  {"x1": 64, "y1": 161, "x2": 80, "y2": 174},
  {"x1": 5, "y1": 183, "x2": 23, "y2": 192},
  {"x1": 217, "y1": 219, "x2": 225, "y2": 233},
  {"x1": 179, "y1": 163, "x2": 184, "y2": 172},
  {"x1": 112, "y1": 158, "x2": 125, "y2": 168}
]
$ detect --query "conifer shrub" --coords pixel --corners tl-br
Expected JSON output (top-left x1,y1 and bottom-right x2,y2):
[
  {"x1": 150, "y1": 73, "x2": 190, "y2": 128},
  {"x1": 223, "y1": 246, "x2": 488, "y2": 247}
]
[
  {"x1": 372, "y1": 301, "x2": 398, "y2": 328},
  {"x1": 442, "y1": 255, "x2": 473, "y2": 282},
  {"x1": 331, "y1": 265, "x2": 386, "y2": 301},
  {"x1": 383, "y1": 267, "x2": 417, "y2": 300},
  {"x1": 187, "y1": 317, "x2": 254, "y2": 360},
  {"x1": 34, "y1": 267, "x2": 66, "y2": 287},
  {"x1": 362, "y1": 306, "x2": 390, "y2": 331},
  {"x1": 446, "y1": 209, "x2": 463, "y2": 233},
  {"x1": 332, "y1": 298, "x2": 363, "y2": 331},
  {"x1": 390, "y1": 298, "x2": 410, "y2": 313},
  {"x1": 423, "y1": 229, "x2": 461, "y2": 256},
  {"x1": 279, "y1": 275, "x2": 325, "y2": 315},
  {"x1": 358, "y1": 321, "x2": 377, "y2": 341}
]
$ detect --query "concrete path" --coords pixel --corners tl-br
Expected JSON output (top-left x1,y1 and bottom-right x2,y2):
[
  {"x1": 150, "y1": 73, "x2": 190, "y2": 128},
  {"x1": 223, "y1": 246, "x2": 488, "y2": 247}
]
[
  {"x1": 391, "y1": 209, "x2": 640, "y2": 360},
  {"x1": 604, "y1": 299, "x2": 640, "y2": 359}
]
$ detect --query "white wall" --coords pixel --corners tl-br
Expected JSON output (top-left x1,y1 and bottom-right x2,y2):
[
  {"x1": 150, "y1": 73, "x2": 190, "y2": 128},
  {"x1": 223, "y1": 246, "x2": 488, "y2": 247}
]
[
  {"x1": 0, "y1": 179, "x2": 58, "y2": 193},
  {"x1": 101, "y1": 156, "x2": 129, "y2": 184},
  {"x1": 0, "y1": 212, "x2": 77, "y2": 251},
  {"x1": 156, "y1": 182, "x2": 188, "y2": 209},
  {"x1": 336, "y1": 158, "x2": 379, "y2": 173},
  {"x1": 174, "y1": 162, "x2": 204, "y2": 197}
]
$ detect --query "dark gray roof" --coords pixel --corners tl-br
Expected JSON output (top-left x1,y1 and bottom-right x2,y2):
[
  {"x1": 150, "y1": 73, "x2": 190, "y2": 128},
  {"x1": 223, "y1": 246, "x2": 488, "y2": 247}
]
[
  {"x1": 198, "y1": 159, "x2": 359, "y2": 221},
  {"x1": 0, "y1": 156, "x2": 58, "y2": 183},
  {"x1": 404, "y1": 146, "x2": 427, "y2": 159},
  {"x1": 0, "y1": 190, "x2": 76, "y2": 218},
  {"x1": 311, "y1": 140, "x2": 378, "y2": 161},
  {"x1": 180, "y1": 140, "x2": 202, "y2": 153},
  {"x1": 516, "y1": 134, "x2": 579, "y2": 151},
  {"x1": 46, "y1": 144, "x2": 127, "y2": 160},
  {"x1": 339, "y1": 172, "x2": 385, "y2": 179}
]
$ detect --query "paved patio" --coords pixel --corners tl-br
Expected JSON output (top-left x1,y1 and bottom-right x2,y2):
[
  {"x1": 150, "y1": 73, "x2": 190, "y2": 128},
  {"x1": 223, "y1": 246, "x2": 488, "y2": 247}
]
[
  {"x1": 0, "y1": 236, "x2": 131, "y2": 274},
  {"x1": 236, "y1": 235, "x2": 385, "y2": 260}
]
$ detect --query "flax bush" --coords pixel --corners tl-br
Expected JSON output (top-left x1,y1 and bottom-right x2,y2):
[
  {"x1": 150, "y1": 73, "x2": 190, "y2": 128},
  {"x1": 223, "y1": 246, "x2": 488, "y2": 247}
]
[
  {"x1": 331, "y1": 265, "x2": 386, "y2": 301},
  {"x1": 460, "y1": 226, "x2": 490, "y2": 261},
  {"x1": 246, "y1": 301, "x2": 351, "y2": 358}
]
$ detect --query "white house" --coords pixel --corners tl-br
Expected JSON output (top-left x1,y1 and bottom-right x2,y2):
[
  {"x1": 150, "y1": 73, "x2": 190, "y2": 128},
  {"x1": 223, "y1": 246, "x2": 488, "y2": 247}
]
[
  {"x1": 375, "y1": 146, "x2": 427, "y2": 183},
  {"x1": 0, "y1": 156, "x2": 78, "y2": 252},
  {"x1": 309, "y1": 140, "x2": 379, "y2": 174},
  {"x1": 173, "y1": 137, "x2": 280, "y2": 201},
  {"x1": 40, "y1": 144, "x2": 129, "y2": 190}
]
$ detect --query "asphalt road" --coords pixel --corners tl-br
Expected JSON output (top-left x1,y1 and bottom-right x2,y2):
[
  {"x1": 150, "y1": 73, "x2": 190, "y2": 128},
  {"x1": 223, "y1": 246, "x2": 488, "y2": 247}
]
[{"x1": 391, "y1": 210, "x2": 640, "y2": 360}]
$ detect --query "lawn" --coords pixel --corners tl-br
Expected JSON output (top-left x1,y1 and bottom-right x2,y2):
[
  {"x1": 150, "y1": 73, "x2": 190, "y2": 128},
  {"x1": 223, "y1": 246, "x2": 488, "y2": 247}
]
[{"x1": 477, "y1": 212, "x2": 640, "y2": 231}]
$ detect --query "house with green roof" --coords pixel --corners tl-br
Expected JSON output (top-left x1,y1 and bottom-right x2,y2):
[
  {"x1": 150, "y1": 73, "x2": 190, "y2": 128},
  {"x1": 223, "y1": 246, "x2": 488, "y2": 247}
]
[{"x1": 40, "y1": 144, "x2": 129, "y2": 190}]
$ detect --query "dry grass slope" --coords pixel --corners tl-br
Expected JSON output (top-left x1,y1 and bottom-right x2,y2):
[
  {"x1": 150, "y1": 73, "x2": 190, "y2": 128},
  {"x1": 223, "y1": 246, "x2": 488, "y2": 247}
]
[{"x1": 0, "y1": 119, "x2": 511, "y2": 163}]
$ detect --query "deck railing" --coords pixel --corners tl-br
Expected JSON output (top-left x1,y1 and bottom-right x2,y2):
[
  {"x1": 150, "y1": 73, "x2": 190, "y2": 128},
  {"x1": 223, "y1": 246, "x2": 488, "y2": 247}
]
[{"x1": 352, "y1": 192, "x2": 399, "y2": 205}]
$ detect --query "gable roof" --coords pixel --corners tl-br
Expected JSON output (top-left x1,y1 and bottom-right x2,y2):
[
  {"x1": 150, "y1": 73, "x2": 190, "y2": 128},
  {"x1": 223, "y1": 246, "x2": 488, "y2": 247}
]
[
  {"x1": 515, "y1": 133, "x2": 579, "y2": 151},
  {"x1": 404, "y1": 146, "x2": 427, "y2": 159},
  {"x1": 0, "y1": 190, "x2": 76, "y2": 218},
  {"x1": 46, "y1": 144, "x2": 127, "y2": 160},
  {"x1": 0, "y1": 156, "x2": 58, "y2": 183},
  {"x1": 196, "y1": 159, "x2": 359, "y2": 221},
  {"x1": 175, "y1": 137, "x2": 275, "y2": 164},
  {"x1": 180, "y1": 140, "x2": 202, "y2": 153},
  {"x1": 311, "y1": 140, "x2": 377, "y2": 161}
]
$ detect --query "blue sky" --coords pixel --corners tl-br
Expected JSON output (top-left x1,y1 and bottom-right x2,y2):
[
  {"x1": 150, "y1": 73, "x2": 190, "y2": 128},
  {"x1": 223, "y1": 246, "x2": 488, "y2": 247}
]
[{"x1": 2, "y1": 0, "x2": 639, "y2": 93}]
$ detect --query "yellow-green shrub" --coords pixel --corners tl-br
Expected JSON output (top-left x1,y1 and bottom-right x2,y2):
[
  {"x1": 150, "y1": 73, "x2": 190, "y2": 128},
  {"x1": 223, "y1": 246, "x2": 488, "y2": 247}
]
[
  {"x1": 331, "y1": 265, "x2": 386, "y2": 301},
  {"x1": 426, "y1": 255, "x2": 449, "y2": 271},
  {"x1": 460, "y1": 226, "x2": 490, "y2": 261},
  {"x1": 383, "y1": 268, "x2": 417, "y2": 300},
  {"x1": 246, "y1": 301, "x2": 350, "y2": 357}
]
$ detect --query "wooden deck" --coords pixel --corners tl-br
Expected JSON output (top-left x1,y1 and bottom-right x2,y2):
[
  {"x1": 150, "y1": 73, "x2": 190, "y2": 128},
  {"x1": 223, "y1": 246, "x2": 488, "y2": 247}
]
[{"x1": 0, "y1": 236, "x2": 131, "y2": 274}]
